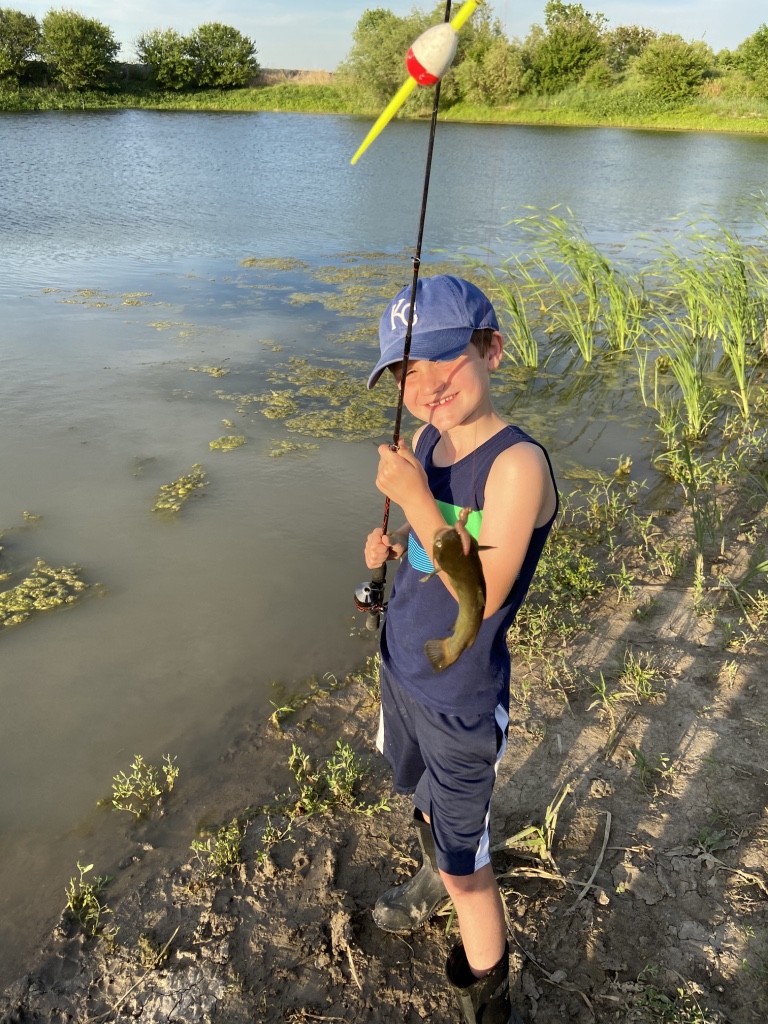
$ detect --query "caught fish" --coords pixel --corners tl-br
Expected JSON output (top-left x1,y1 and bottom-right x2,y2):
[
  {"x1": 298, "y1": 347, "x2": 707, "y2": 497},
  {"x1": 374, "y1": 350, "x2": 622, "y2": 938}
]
[{"x1": 423, "y1": 507, "x2": 487, "y2": 672}]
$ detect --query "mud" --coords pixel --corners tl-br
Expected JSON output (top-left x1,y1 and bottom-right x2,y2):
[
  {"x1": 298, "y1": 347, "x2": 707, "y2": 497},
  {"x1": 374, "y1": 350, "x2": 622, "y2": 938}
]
[{"x1": 2, "y1": 485, "x2": 768, "y2": 1024}]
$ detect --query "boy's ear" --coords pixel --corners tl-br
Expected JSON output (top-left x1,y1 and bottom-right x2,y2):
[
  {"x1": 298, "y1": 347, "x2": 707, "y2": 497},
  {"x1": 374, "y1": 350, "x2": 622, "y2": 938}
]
[{"x1": 488, "y1": 331, "x2": 504, "y2": 370}]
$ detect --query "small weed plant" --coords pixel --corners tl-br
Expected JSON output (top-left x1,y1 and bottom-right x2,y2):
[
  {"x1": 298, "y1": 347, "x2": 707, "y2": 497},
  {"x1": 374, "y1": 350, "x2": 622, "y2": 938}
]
[
  {"x1": 108, "y1": 753, "x2": 178, "y2": 818},
  {"x1": 65, "y1": 862, "x2": 111, "y2": 936},
  {"x1": 191, "y1": 818, "x2": 245, "y2": 878},
  {"x1": 288, "y1": 739, "x2": 389, "y2": 817},
  {"x1": 255, "y1": 817, "x2": 294, "y2": 864},
  {"x1": 630, "y1": 985, "x2": 724, "y2": 1023},
  {"x1": 631, "y1": 746, "x2": 676, "y2": 795}
]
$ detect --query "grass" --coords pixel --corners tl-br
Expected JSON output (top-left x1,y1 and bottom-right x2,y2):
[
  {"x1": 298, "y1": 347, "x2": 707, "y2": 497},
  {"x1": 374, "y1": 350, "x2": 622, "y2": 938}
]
[
  {"x1": 490, "y1": 784, "x2": 570, "y2": 871},
  {"x1": 3, "y1": 76, "x2": 768, "y2": 135}
]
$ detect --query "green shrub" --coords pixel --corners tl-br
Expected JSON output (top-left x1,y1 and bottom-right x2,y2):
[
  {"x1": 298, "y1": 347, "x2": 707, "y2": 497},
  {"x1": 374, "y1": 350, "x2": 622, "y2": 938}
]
[{"x1": 40, "y1": 9, "x2": 119, "y2": 90}]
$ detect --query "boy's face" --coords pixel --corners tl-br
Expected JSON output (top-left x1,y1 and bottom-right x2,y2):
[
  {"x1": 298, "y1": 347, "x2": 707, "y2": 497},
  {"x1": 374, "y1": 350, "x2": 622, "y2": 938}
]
[{"x1": 390, "y1": 332, "x2": 503, "y2": 430}]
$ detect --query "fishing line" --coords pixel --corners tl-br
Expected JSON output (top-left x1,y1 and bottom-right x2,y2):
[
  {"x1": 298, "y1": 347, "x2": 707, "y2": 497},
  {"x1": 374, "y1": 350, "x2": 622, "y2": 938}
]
[{"x1": 357, "y1": 0, "x2": 453, "y2": 630}]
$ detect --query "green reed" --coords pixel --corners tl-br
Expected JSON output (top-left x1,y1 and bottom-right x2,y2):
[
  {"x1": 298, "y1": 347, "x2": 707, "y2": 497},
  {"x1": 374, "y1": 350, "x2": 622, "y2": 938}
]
[
  {"x1": 512, "y1": 209, "x2": 605, "y2": 362},
  {"x1": 465, "y1": 255, "x2": 539, "y2": 367},
  {"x1": 599, "y1": 266, "x2": 645, "y2": 352}
]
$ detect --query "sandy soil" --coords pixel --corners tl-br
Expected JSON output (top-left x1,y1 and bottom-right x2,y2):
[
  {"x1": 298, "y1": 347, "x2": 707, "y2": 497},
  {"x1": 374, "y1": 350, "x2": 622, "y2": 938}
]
[{"x1": 2, "y1": 500, "x2": 767, "y2": 1024}]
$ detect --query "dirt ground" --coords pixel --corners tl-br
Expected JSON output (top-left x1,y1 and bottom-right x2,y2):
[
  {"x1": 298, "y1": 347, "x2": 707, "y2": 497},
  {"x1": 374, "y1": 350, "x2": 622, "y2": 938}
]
[{"x1": 2, "y1": 497, "x2": 768, "y2": 1024}]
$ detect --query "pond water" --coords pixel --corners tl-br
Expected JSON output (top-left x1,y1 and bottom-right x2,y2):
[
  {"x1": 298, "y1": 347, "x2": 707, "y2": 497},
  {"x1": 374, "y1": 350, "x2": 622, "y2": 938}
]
[{"x1": 1, "y1": 109, "x2": 768, "y2": 986}]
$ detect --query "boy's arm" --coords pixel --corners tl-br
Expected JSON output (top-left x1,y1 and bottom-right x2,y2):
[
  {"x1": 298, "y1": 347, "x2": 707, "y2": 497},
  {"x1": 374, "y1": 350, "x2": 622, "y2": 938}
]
[
  {"x1": 374, "y1": 437, "x2": 462, "y2": 601},
  {"x1": 478, "y1": 442, "x2": 556, "y2": 617},
  {"x1": 364, "y1": 426, "x2": 428, "y2": 570}
]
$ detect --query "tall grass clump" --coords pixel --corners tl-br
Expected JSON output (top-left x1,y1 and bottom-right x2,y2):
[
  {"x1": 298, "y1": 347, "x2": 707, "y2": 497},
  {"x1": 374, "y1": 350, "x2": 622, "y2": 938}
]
[{"x1": 465, "y1": 255, "x2": 540, "y2": 367}]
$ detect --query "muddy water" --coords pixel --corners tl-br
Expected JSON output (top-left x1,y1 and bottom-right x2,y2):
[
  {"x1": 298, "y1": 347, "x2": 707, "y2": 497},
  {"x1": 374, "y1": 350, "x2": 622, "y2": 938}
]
[{"x1": 2, "y1": 110, "x2": 768, "y2": 987}]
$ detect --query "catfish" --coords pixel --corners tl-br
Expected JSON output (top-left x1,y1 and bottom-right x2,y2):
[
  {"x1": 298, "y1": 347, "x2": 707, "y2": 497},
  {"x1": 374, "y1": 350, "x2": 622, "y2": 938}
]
[{"x1": 422, "y1": 507, "x2": 489, "y2": 672}]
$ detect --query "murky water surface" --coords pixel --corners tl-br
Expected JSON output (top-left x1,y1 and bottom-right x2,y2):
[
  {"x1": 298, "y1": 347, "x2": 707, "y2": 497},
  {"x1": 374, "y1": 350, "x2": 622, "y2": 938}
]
[{"x1": 2, "y1": 110, "x2": 768, "y2": 985}]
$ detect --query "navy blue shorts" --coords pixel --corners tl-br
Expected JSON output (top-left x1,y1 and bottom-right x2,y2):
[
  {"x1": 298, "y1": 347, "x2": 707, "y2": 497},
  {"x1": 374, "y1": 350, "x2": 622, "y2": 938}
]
[{"x1": 376, "y1": 660, "x2": 509, "y2": 876}]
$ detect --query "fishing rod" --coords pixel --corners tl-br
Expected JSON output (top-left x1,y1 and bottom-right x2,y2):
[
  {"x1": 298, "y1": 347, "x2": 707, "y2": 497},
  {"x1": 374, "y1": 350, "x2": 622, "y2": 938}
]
[{"x1": 353, "y1": 0, "x2": 484, "y2": 631}]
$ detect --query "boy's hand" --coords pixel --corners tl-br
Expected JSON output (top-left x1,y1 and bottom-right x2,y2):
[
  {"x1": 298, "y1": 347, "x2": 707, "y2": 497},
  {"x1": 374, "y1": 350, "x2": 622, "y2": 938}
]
[
  {"x1": 364, "y1": 527, "x2": 405, "y2": 569},
  {"x1": 375, "y1": 440, "x2": 429, "y2": 510}
]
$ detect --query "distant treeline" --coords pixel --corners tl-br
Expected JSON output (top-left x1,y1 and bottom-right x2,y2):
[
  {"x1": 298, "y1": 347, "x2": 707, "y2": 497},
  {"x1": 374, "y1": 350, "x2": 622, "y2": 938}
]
[
  {"x1": 0, "y1": 7, "x2": 258, "y2": 90},
  {"x1": 3, "y1": 1, "x2": 768, "y2": 128},
  {"x1": 339, "y1": 1, "x2": 768, "y2": 112}
]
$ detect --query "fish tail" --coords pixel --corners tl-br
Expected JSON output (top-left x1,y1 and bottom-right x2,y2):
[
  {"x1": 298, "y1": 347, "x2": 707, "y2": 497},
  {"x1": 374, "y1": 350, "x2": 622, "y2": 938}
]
[{"x1": 425, "y1": 638, "x2": 456, "y2": 673}]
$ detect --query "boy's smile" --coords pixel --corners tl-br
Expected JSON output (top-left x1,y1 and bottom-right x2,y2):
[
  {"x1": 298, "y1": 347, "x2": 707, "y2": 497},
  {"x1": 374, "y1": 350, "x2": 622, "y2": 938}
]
[{"x1": 392, "y1": 334, "x2": 503, "y2": 435}]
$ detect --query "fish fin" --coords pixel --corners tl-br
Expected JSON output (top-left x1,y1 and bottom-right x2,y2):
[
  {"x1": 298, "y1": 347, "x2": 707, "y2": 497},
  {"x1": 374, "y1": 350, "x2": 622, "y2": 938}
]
[
  {"x1": 420, "y1": 569, "x2": 440, "y2": 582},
  {"x1": 477, "y1": 544, "x2": 495, "y2": 551},
  {"x1": 424, "y1": 639, "x2": 451, "y2": 672}
]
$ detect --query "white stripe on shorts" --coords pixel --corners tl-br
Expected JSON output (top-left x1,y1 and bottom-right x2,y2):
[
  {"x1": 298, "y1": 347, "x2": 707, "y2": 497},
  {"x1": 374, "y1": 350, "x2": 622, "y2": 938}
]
[{"x1": 473, "y1": 703, "x2": 509, "y2": 872}]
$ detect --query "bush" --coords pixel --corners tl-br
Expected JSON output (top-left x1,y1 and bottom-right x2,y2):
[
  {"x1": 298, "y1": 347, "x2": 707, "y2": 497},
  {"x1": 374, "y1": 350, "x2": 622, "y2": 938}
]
[
  {"x1": 0, "y1": 7, "x2": 40, "y2": 82},
  {"x1": 528, "y1": 1, "x2": 606, "y2": 94},
  {"x1": 40, "y1": 8, "x2": 119, "y2": 89},
  {"x1": 136, "y1": 28, "x2": 194, "y2": 90},
  {"x1": 339, "y1": 2, "x2": 504, "y2": 109},
  {"x1": 581, "y1": 58, "x2": 614, "y2": 89},
  {"x1": 735, "y1": 24, "x2": 768, "y2": 98},
  {"x1": 454, "y1": 37, "x2": 526, "y2": 105},
  {"x1": 188, "y1": 22, "x2": 258, "y2": 88},
  {"x1": 603, "y1": 25, "x2": 656, "y2": 74},
  {"x1": 635, "y1": 34, "x2": 713, "y2": 101}
]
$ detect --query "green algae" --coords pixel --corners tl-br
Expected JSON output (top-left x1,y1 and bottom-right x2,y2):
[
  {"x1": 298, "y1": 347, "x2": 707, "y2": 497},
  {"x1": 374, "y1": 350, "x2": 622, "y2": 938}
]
[
  {"x1": 189, "y1": 366, "x2": 230, "y2": 378},
  {"x1": 269, "y1": 440, "x2": 320, "y2": 458},
  {"x1": 148, "y1": 321, "x2": 193, "y2": 332},
  {"x1": 259, "y1": 391, "x2": 300, "y2": 419},
  {"x1": 209, "y1": 435, "x2": 246, "y2": 451},
  {"x1": 0, "y1": 560, "x2": 88, "y2": 628},
  {"x1": 252, "y1": 357, "x2": 399, "y2": 441},
  {"x1": 152, "y1": 465, "x2": 208, "y2": 513},
  {"x1": 240, "y1": 257, "x2": 308, "y2": 272}
]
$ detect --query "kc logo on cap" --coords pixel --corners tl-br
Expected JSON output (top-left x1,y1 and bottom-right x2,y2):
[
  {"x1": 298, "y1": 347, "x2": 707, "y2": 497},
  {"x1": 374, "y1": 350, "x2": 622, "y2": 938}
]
[
  {"x1": 390, "y1": 298, "x2": 419, "y2": 331},
  {"x1": 368, "y1": 275, "x2": 499, "y2": 390}
]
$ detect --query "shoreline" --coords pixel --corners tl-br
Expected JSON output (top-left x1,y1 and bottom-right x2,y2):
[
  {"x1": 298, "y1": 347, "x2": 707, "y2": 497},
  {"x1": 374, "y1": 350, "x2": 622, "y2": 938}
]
[
  {"x1": 2, "y1": 84, "x2": 768, "y2": 136},
  {"x1": 2, "y1": 485, "x2": 767, "y2": 1024}
]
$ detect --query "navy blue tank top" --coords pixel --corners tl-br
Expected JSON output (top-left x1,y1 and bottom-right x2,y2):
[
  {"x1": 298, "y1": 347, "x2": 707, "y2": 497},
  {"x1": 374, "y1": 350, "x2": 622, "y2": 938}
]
[{"x1": 381, "y1": 424, "x2": 558, "y2": 715}]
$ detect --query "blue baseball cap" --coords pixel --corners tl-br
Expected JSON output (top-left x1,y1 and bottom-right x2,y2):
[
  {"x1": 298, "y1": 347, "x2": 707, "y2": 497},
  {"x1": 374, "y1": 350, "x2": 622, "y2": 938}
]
[{"x1": 367, "y1": 275, "x2": 499, "y2": 389}]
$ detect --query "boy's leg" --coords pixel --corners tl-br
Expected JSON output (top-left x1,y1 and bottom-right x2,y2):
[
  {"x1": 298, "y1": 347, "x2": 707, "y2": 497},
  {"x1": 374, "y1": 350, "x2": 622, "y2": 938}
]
[{"x1": 439, "y1": 863, "x2": 505, "y2": 974}]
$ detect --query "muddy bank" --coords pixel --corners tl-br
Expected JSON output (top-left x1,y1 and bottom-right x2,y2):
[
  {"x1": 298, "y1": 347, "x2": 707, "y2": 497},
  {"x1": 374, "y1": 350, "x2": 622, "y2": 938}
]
[{"x1": 3, "y1": 489, "x2": 768, "y2": 1023}]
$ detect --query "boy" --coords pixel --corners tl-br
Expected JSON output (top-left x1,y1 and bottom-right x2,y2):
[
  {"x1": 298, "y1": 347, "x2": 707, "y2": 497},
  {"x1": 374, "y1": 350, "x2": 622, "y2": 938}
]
[{"x1": 363, "y1": 275, "x2": 558, "y2": 1024}]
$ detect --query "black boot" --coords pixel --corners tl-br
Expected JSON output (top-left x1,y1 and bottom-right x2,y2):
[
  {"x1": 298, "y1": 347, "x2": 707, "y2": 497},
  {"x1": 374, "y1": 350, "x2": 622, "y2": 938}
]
[
  {"x1": 373, "y1": 810, "x2": 448, "y2": 933},
  {"x1": 446, "y1": 941, "x2": 525, "y2": 1024}
]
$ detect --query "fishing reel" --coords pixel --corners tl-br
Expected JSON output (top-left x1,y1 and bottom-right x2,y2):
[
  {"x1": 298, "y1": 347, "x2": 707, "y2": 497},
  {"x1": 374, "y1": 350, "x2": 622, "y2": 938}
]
[{"x1": 354, "y1": 567, "x2": 386, "y2": 631}]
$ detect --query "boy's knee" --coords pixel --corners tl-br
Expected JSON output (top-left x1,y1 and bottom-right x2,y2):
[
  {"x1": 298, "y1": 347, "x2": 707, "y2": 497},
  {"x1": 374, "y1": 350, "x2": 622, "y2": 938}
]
[{"x1": 439, "y1": 862, "x2": 495, "y2": 899}]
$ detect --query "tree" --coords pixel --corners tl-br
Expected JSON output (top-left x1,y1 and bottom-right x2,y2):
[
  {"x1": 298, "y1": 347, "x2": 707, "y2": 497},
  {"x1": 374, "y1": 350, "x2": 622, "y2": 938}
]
[
  {"x1": 0, "y1": 7, "x2": 40, "y2": 82},
  {"x1": 339, "y1": 2, "x2": 503, "y2": 107},
  {"x1": 635, "y1": 34, "x2": 713, "y2": 101},
  {"x1": 528, "y1": 1, "x2": 606, "y2": 93},
  {"x1": 136, "y1": 28, "x2": 195, "y2": 90},
  {"x1": 188, "y1": 23, "x2": 258, "y2": 88},
  {"x1": 453, "y1": 37, "x2": 526, "y2": 105},
  {"x1": 40, "y1": 9, "x2": 119, "y2": 89},
  {"x1": 735, "y1": 24, "x2": 768, "y2": 97},
  {"x1": 603, "y1": 25, "x2": 656, "y2": 73}
]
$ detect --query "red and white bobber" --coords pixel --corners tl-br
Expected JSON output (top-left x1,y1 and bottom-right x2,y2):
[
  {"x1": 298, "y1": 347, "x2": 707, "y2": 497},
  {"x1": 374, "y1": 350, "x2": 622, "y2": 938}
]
[
  {"x1": 351, "y1": 0, "x2": 482, "y2": 163},
  {"x1": 406, "y1": 23, "x2": 460, "y2": 86}
]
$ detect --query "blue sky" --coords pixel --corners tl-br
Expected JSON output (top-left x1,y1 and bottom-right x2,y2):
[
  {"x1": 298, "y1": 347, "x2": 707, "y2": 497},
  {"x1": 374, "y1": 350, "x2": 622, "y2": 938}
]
[{"x1": 13, "y1": 1, "x2": 763, "y2": 69}]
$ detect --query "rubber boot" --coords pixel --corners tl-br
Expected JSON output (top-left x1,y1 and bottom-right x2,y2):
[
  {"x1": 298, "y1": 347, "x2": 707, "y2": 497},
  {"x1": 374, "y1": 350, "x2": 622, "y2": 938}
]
[
  {"x1": 446, "y1": 941, "x2": 525, "y2": 1024},
  {"x1": 373, "y1": 810, "x2": 448, "y2": 933}
]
